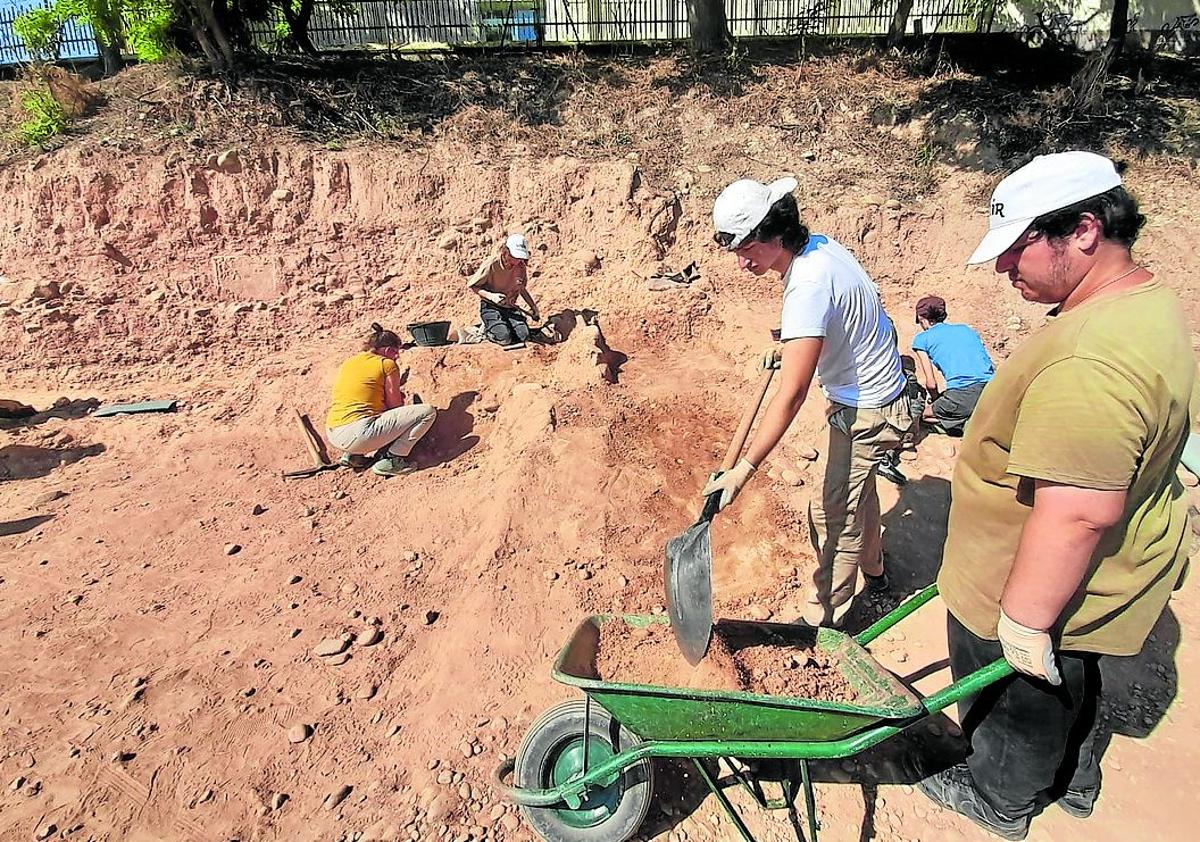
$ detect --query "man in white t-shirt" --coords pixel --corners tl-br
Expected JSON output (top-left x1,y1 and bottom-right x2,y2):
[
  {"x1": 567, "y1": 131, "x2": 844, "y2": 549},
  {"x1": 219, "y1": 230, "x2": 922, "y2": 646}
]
[{"x1": 704, "y1": 177, "x2": 915, "y2": 626}]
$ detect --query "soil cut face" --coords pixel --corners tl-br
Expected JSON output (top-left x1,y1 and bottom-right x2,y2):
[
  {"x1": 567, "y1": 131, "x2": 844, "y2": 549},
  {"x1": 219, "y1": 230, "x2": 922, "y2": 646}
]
[{"x1": 593, "y1": 621, "x2": 859, "y2": 704}]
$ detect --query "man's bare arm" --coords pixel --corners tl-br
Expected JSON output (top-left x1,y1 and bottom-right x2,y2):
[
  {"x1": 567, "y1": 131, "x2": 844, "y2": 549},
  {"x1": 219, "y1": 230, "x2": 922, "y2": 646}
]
[
  {"x1": 1001, "y1": 480, "x2": 1127, "y2": 631},
  {"x1": 913, "y1": 350, "x2": 941, "y2": 394},
  {"x1": 743, "y1": 338, "x2": 822, "y2": 467}
]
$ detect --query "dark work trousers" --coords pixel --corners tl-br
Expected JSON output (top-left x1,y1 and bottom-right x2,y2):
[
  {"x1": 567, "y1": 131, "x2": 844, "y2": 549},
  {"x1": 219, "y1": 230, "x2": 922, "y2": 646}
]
[
  {"x1": 948, "y1": 614, "x2": 1103, "y2": 818},
  {"x1": 480, "y1": 299, "x2": 531, "y2": 346}
]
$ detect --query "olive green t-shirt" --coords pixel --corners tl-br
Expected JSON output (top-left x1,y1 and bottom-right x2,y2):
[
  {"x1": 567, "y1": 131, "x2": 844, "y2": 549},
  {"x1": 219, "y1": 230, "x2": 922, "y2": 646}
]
[{"x1": 939, "y1": 282, "x2": 1196, "y2": 656}]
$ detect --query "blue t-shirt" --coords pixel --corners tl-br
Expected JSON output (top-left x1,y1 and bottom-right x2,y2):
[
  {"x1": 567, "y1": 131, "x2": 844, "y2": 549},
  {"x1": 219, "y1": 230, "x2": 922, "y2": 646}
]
[{"x1": 912, "y1": 322, "x2": 994, "y2": 391}]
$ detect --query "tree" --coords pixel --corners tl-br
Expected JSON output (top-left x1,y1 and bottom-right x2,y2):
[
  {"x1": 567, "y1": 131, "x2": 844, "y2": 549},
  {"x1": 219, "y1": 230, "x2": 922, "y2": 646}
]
[
  {"x1": 14, "y1": 0, "x2": 175, "y2": 76},
  {"x1": 1069, "y1": 0, "x2": 1131, "y2": 111},
  {"x1": 886, "y1": 0, "x2": 914, "y2": 47},
  {"x1": 177, "y1": 0, "x2": 236, "y2": 71},
  {"x1": 686, "y1": 0, "x2": 728, "y2": 52}
]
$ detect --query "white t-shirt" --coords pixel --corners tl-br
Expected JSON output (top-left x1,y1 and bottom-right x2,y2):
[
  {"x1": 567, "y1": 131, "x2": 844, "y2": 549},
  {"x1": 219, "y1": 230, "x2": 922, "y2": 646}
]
[{"x1": 779, "y1": 235, "x2": 906, "y2": 408}]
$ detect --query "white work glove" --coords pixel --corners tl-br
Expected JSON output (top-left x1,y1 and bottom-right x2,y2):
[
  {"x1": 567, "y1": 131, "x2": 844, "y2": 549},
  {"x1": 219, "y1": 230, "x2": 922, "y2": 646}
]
[
  {"x1": 702, "y1": 459, "x2": 756, "y2": 512},
  {"x1": 760, "y1": 347, "x2": 782, "y2": 371},
  {"x1": 997, "y1": 608, "x2": 1062, "y2": 686}
]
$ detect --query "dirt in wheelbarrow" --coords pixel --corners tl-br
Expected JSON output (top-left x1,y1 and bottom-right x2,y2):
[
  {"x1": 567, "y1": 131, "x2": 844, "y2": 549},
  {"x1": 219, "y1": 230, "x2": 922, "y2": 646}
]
[{"x1": 593, "y1": 622, "x2": 859, "y2": 703}]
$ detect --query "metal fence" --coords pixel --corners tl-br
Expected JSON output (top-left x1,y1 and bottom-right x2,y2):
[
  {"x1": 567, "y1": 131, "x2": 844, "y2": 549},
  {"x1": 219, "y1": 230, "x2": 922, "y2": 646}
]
[
  {"x1": 245, "y1": 0, "x2": 986, "y2": 50},
  {"x1": 0, "y1": 0, "x2": 986, "y2": 66},
  {"x1": 0, "y1": 0, "x2": 100, "y2": 65}
]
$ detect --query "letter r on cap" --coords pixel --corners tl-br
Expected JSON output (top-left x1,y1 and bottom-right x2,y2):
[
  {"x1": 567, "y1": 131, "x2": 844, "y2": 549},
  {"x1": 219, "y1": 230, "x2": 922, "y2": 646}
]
[{"x1": 991, "y1": 202, "x2": 1005, "y2": 218}]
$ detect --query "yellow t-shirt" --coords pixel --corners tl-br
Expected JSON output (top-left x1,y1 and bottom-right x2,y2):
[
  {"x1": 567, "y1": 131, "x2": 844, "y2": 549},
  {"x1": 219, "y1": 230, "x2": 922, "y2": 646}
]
[
  {"x1": 939, "y1": 282, "x2": 1196, "y2": 656},
  {"x1": 326, "y1": 352, "x2": 398, "y2": 429}
]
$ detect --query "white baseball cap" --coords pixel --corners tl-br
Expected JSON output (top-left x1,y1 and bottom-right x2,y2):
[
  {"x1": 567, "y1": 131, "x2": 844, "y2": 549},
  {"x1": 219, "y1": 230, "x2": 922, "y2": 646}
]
[
  {"x1": 712, "y1": 177, "x2": 799, "y2": 249},
  {"x1": 505, "y1": 233, "x2": 530, "y2": 260},
  {"x1": 967, "y1": 151, "x2": 1124, "y2": 265}
]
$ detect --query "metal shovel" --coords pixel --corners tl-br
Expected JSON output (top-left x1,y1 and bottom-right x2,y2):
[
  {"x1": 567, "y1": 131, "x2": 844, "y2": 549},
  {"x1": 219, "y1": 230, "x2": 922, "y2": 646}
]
[{"x1": 665, "y1": 367, "x2": 776, "y2": 664}]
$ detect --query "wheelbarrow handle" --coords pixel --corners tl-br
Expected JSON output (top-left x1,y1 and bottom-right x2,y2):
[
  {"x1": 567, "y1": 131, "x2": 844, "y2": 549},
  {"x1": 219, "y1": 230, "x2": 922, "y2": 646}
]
[
  {"x1": 854, "y1": 583, "x2": 940, "y2": 646},
  {"x1": 491, "y1": 756, "x2": 602, "y2": 809}
]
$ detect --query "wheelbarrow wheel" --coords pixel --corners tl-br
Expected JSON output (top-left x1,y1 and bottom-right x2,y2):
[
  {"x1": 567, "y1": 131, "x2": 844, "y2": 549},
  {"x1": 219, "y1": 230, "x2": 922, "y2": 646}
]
[{"x1": 515, "y1": 699, "x2": 654, "y2": 842}]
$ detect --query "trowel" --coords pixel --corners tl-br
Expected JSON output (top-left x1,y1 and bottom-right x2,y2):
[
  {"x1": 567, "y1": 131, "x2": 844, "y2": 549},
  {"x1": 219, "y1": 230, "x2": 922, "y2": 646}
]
[{"x1": 665, "y1": 367, "x2": 776, "y2": 664}]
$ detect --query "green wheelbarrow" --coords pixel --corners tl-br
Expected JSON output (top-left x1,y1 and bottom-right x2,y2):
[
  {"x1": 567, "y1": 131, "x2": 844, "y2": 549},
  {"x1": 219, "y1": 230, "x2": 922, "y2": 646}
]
[{"x1": 492, "y1": 584, "x2": 1013, "y2": 842}]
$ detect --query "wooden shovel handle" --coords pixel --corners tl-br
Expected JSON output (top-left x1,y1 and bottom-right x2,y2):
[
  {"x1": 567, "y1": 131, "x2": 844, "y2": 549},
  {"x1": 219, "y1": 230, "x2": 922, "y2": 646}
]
[
  {"x1": 720, "y1": 367, "x2": 776, "y2": 471},
  {"x1": 294, "y1": 409, "x2": 329, "y2": 466}
]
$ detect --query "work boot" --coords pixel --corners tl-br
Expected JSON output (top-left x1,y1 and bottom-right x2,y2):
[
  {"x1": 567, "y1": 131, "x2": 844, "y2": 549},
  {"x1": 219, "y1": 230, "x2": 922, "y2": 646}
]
[
  {"x1": 1056, "y1": 788, "x2": 1098, "y2": 818},
  {"x1": 339, "y1": 453, "x2": 371, "y2": 469},
  {"x1": 877, "y1": 451, "x2": 908, "y2": 486},
  {"x1": 371, "y1": 456, "x2": 417, "y2": 477},
  {"x1": 864, "y1": 570, "x2": 889, "y2": 593},
  {"x1": 917, "y1": 763, "x2": 1030, "y2": 840}
]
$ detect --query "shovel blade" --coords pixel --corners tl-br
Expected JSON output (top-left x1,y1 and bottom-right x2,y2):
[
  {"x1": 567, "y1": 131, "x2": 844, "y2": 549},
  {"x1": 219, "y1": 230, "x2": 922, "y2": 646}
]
[{"x1": 665, "y1": 519, "x2": 714, "y2": 666}]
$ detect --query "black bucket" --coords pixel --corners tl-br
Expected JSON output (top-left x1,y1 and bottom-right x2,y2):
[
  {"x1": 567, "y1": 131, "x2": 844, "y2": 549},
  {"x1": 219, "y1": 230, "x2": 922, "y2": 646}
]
[{"x1": 408, "y1": 320, "x2": 452, "y2": 347}]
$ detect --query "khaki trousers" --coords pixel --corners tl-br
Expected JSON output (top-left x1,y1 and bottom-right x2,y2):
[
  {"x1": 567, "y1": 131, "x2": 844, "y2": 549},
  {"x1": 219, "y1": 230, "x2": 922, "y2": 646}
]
[
  {"x1": 803, "y1": 391, "x2": 914, "y2": 626},
  {"x1": 327, "y1": 405, "x2": 436, "y2": 458}
]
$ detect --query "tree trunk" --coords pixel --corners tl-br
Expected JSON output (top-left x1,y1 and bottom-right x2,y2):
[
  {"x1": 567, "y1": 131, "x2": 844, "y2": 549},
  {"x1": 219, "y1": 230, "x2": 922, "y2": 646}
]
[
  {"x1": 282, "y1": 0, "x2": 320, "y2": 56},
  {"x1": 886, "y1": 0, "x2": 914, "y2": 47},
  {"x1": 686, "y1": 0, "x2": 728, "y2": 52},
  {"x1": 187, "y1": 0, "x2": 236, "y2": 71},
  {"x1": 1068, "y1": 0, "x2": 1129, "y2": 112}
]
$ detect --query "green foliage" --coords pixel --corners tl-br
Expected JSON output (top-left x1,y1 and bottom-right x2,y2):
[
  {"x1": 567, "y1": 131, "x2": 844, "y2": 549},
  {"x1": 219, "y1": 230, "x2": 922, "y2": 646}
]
[
  {"x1": 13, "y1": 7, "x2": 70, "y2": 62},
  {"x1": 13, "y1": 0, "x2": 175, "y2": 65},
  {"x1": 18, "y1": 88, "x2": 68, "y2": 146}
]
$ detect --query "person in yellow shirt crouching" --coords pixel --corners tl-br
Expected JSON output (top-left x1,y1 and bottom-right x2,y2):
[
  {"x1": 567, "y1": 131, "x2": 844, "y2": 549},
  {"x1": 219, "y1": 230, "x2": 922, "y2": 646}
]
[{"x1": 326, "y1": 323, "x2": 436, "y2": 477}]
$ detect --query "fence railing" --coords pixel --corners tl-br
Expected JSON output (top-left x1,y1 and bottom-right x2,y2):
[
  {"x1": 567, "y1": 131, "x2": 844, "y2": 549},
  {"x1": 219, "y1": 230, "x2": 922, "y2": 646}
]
[
  {"x1": 0, "y1": 0, "x2": 986, "y2": 66},
  {"x1": 0, "y1": 0, "x2": 101, "y2": 66}
]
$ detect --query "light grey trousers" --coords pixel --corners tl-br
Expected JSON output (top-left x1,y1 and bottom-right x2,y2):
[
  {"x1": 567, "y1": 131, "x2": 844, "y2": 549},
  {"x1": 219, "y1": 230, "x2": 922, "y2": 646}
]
[{"x1": 327, "y1": 405, "x2": 436, "y2": 458}]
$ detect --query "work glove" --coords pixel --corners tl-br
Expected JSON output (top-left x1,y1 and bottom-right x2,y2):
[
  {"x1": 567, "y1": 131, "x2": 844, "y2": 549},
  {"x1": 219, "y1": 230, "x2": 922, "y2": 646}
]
[
  {"x1": 996, "y1": 608, "x2": 1062, "y2": 685},
  {"x1": 760, "y1": 347, "x2": 782, "y2": 371},
  {"x1": 701, "y1": 458, "x2": 756, "y2": 512}
]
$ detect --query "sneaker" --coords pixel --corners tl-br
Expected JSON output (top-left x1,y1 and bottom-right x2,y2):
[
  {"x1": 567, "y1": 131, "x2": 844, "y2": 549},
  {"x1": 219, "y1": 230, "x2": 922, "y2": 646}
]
[
  {"x1": 338, "y1": 453, "x2": 371, "y2": 469},
  {"x1": 864, "y1": 570, "x2": 889, "y2": 593},
  {"x1": 1056, "y1": 788, "x2": 1098, "y2": 818},
  {"x1": 917, "y1": 763, "x2": 1030, "y2": 840},
  {"x1": 877, "y1": 458, "x2": 908, "y2": 486},
  {"x1": 371, "y1": 456, "x2": 417, "y2": 477}
]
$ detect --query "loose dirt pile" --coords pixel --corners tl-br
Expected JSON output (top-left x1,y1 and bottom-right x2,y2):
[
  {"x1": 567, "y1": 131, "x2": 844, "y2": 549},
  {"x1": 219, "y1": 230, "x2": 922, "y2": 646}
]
[{"x1": 594, "y1": 622, "x2": 859, "y2": 703}]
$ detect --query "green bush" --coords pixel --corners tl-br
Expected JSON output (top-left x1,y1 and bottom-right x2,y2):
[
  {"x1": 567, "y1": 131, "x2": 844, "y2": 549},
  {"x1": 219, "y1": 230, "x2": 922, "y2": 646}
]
[
  {"x1": 18, "y1": 88, "x2": 68, "y2": 146},
  {"x1": 12, "y1": 7, "x2": 69, "y2": 62}
]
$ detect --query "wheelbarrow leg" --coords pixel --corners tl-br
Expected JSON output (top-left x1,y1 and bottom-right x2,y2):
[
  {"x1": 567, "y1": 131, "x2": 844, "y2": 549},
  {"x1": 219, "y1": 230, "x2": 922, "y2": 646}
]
[
  {"x1": 692, "y1": 758, "x2": 757, "y2": 842},
  {"x1": 800, "y1": 759, "x2": 819, "y2": 842}
]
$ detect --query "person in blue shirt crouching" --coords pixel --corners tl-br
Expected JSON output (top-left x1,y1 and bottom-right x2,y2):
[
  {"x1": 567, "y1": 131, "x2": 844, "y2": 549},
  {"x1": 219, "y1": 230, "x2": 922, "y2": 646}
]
[{"x1": 910, "y1": 295, "x2": 995, "y2": 436}]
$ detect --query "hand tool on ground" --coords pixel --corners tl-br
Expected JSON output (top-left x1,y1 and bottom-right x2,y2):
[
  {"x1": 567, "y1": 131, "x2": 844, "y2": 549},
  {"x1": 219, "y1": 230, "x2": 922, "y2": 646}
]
[
  {"x1": 282, "y1": 409, "x2": 338, "y2": 479},
  {"x1": 665, "y1": 366, "x2": 776, "y2": 665}
]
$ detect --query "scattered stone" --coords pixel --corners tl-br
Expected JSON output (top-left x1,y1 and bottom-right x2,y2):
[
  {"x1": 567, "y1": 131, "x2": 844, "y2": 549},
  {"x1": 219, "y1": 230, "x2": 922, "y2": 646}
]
[
  {"x1": 500, "y1": 814, "x2": 519, "y2": 832},
  {"x1": 251, "y1": 503, "x2": 266, "y2": 515},
  {"x1": 617, "y1": 575, "x2": 628, "y2": 587},
  {"x1": 543, "y1": 570, "x2": 558, "y2": 582},
  {"x1": 326, "y1": 651, "x2": 352, "y2": 666},
  {"x1": 885, "y1": 199, "x2": 902, "y2": 210},
  {"x1": 341, "y1": 582, "x2": 358, "y2": 595},
  {"x1": 216, "y1": 149, "x2": 242, "y2": 173},
  {"x1": 362, "y1": 819, "x2": 401, "y2": 841},
  {"x1": 460, "y1": 742, "x2": 474, "y2": 758},
  {"x1": 424, "y1": 611, "x2": 440, "y2": 625},
  {"x1": 333, "y1": 489, "x2": 347, "y2": 500},
  {"x1": 223, "y1": 543, "x2": 241, "y2": 556},
  {"x1": 437, "y1": 231, "x2": 460, "y2": 250},
  {"x1": 287, "y1": 723, "x2": 312, "y2": 743},
  {"x1": 290, "y1": 628, "x2": 301, "y2": 638},
  {"x1": 9, "y1": 776, "x2": 24, "y2": 791},
  {"x1": 779, "y1": 469, "x2": 804, "y2": 487},
  {"x1": 746, "y1": 604, "x2": 772, "y2": 621},
  {"x1": 578, "y1": 568, "x2": 593, "y2": 581},
  {"x1": 579, "y1": 251, "x2": 602, "y2": 274},
  {"x1": 324, "y1": 784, "x2": 353, "y2": 811},
  {"x1": 34, "y1": 822, "x2": 56, "y2": 840},
  {"x1": 271, "y1": 792, "x2": 288, "y2": 811},
  {"x1": 34, "y1": 489, "x2": 67, "y2": 505},
  {"x1": 400, "y1": 551, "x2": 419, "y2": 563},
  {"x1": 358, "y1": 626, "x2": 383, "y2": 646},
  {"x1": 314, "y1": 637, "x2": 351, "y2": 657},
  {"x1": 288, "y1": 574, "x2": 303, "y2": 585},
  {"x1": 388, "y1": 724, "x2": 402, "y2": 738},
  {"x1": 356, "y1": 684, "x2": 378, "y2": 700},
  {"x1": 271, "y1": 188, "x2": 294, "y2": 202}
]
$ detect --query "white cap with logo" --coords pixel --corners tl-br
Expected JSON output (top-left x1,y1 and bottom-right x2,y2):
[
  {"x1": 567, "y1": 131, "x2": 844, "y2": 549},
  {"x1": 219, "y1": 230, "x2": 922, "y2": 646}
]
[
  {"x1": 967, "y1": 151, "x2": 1124, "y2": 265},
  {"x1": 713, "y1": 177, "x2": 799, "y2": 249},
  {"x1": 505, "y1": 233, "x2": 531, "y2": 260}
]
